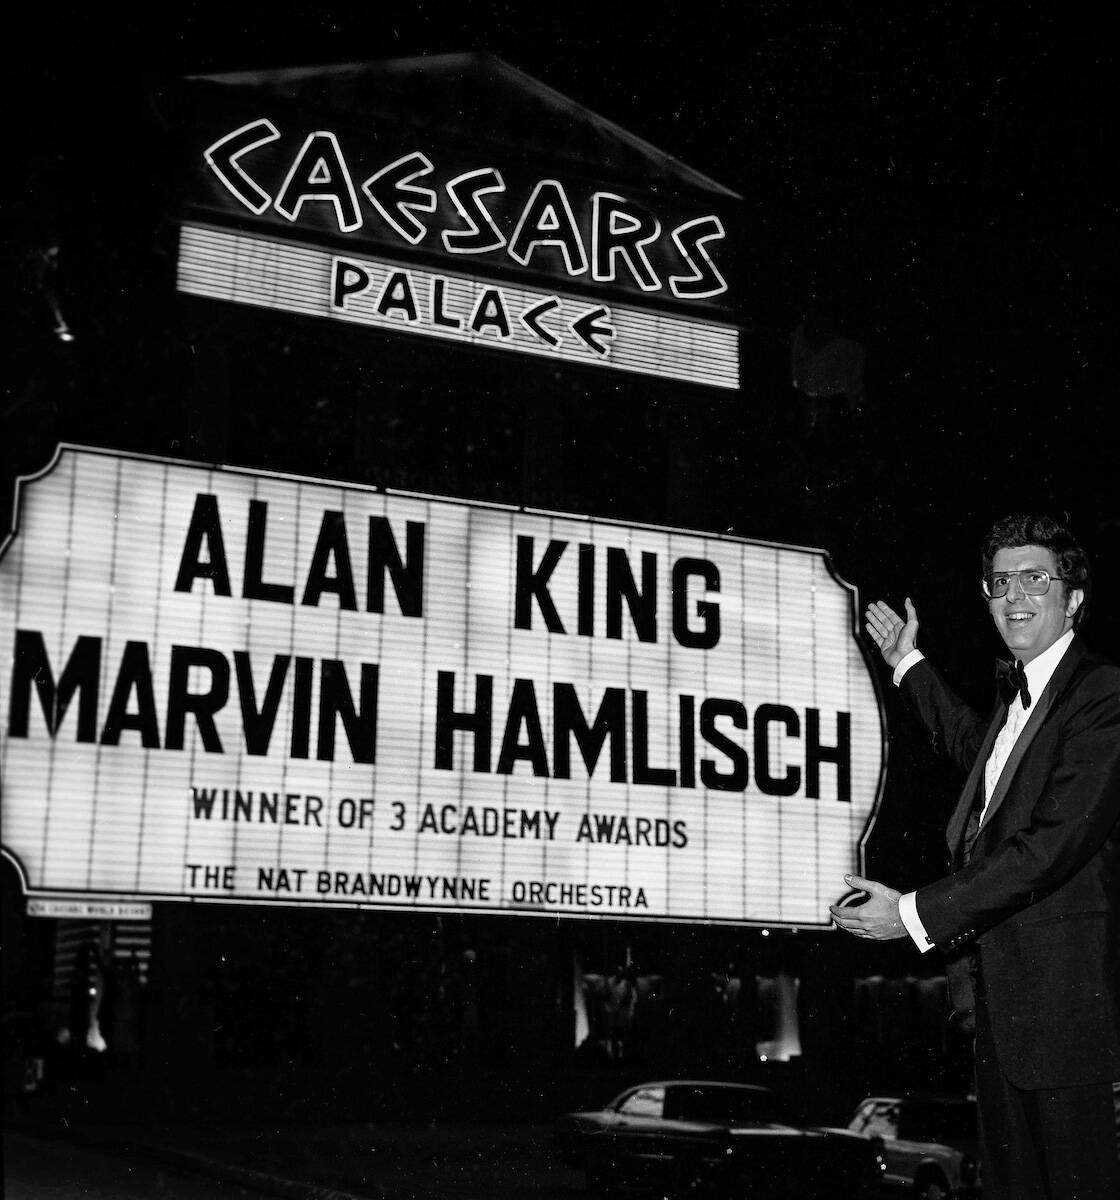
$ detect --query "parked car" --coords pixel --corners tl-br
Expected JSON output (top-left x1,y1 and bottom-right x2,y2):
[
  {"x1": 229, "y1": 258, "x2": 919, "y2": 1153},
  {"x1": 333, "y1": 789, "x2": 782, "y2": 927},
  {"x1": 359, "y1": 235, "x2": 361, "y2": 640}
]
[
  {"x1": 841, "y1": 1095, "x2": 981, "y2": 1198},
  {"x1": 553, "y1": 1078, "x2": 885, "y2": 1197}
]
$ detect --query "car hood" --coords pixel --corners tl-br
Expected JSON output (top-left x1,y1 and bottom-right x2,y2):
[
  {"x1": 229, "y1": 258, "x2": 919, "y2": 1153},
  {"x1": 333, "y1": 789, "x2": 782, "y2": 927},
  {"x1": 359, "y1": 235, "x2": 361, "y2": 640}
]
[{"x1": 728, "y1": 1125, "x2": 859, "y2": 1139}]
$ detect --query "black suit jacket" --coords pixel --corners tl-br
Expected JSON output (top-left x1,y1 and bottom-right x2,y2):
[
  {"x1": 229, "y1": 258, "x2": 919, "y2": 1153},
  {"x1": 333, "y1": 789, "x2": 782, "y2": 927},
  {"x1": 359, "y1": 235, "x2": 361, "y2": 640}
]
[{"x1": 900, "y1": 636, "x2": 1120, "y2": 1089}]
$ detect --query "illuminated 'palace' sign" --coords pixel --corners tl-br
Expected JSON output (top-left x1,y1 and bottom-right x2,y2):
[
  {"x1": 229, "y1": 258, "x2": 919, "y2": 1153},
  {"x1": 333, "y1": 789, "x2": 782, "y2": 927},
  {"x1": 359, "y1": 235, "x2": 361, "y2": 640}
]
[
  {"x1": 2, "y1": 448, "x2": 883, "y2": 924},
  {"x1": 179, "y1": 76, "x2": 742, "y2": 387},
  {"x1": 177, "y1": 225, "x2": 740, "y2": 388}
]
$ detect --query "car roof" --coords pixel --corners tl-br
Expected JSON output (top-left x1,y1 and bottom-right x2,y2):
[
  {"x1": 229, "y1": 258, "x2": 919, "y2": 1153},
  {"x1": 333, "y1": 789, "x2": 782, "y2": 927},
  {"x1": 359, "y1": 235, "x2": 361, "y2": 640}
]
[{"x1": 624, "y1": 1080, "x2": 773, "y2": 1092}]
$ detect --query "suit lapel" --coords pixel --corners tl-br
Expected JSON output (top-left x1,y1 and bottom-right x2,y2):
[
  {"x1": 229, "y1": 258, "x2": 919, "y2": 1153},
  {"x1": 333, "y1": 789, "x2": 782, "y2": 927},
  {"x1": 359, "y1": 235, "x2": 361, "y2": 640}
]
[
  {"x1": 946, "y1": 701, "x2": 1006, "y2": 856},
  {"x1": 976, "y1": 638, "x2": 1086, "y2": 837}
]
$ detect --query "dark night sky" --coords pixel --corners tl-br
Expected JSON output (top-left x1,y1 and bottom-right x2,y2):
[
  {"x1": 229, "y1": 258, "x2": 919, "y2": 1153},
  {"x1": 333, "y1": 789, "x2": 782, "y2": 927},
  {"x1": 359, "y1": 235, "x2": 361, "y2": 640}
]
[
  {"x1": 7, "y1": 4, "x2": 1118, "y2": 665},
  {"x1": 14, "y1": 9, "x2": 1112, "y2": 432}
]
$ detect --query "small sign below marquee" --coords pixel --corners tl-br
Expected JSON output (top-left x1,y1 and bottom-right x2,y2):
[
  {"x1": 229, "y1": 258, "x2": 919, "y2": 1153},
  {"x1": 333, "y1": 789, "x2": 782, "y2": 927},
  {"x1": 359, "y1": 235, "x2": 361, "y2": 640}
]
[{"x1": 27, "y1": 898, "x2": 153, "y2": 921}]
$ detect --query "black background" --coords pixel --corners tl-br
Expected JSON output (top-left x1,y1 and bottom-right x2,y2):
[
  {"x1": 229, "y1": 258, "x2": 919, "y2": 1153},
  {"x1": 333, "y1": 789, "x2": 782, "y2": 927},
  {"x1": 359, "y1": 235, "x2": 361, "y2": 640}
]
[{"x1": 4, "y1": 3, "x2": 1117, "y2": 916}]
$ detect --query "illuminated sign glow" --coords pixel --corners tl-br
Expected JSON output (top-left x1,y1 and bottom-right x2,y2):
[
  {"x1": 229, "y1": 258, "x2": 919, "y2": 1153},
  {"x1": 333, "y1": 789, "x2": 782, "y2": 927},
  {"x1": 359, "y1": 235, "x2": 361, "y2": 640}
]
[
  {"x1": 177, "y1": 223, "x2": 741, "y2": 389},
  {"x1": 1, "y1": 447, "x2": 884, "y2": 925},
  {"x1": 198, "y1": 119, "x2": 730, "y2": 302},
  {"x1": 182, "y1": 88, "x2": 742, "y2": 386}
]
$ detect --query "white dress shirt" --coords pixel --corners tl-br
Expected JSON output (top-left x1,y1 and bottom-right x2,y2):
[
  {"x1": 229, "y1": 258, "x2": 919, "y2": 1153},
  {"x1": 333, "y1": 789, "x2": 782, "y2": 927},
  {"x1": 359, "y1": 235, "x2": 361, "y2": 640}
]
[{"x1": 895, "y1": 629, "x2": 1076, "y2": 952}]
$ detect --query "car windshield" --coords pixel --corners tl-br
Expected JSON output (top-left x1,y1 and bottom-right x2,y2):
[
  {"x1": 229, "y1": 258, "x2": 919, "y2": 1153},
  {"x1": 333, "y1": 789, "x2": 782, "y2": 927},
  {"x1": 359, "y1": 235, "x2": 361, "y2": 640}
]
[
  {"x1": 664, "y1": 1085, "x2": 778, "y2": 1124},
  {"x1": 898, "y1": 1101, "x2": 977, "y2": 1143},
  {"x1": 617, "y1": 1087, "x2": 664, "y2": 1117}
]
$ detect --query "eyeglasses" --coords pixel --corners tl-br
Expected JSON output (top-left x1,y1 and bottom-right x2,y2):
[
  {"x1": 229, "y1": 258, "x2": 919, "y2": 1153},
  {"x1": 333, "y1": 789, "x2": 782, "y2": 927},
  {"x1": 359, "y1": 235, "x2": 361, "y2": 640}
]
[{"x1": 982, "y1": 569, "x2": 1066, "y2": 599}]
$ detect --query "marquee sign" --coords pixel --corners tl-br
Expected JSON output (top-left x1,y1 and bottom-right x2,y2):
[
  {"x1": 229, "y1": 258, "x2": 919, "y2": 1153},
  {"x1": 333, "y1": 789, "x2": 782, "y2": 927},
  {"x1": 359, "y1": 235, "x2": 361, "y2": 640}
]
[
  {"x1": 178, "y1": 71, "x2": 741, "y2": 387},
  {"x1": 1, "y1": 447, "x2": 885, "y2": 926}
]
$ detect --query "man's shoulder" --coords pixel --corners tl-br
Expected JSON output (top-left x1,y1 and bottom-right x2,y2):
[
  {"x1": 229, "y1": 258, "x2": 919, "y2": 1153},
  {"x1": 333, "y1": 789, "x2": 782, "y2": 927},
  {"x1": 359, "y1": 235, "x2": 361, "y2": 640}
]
[
  {"x1": 1065, "y1": 637, "x2": 1120, "y2": 682},
  {"x1": 1058, "y1": 638, "x2": 1120, "y2": 705}
]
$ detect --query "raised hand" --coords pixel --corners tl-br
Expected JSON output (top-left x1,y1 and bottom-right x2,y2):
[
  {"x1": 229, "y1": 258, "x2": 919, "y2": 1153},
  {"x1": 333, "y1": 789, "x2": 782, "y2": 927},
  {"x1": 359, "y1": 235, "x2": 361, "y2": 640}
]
[{"x1": 864, "y1": 597, "x2": 919, "y2": 670}]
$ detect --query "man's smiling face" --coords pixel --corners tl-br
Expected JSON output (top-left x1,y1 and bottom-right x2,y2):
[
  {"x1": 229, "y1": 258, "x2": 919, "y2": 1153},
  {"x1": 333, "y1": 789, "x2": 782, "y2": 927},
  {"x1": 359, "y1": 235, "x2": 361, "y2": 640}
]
[{"x1": 988, "y1": 544, "x2": 1082, "y2": 664}]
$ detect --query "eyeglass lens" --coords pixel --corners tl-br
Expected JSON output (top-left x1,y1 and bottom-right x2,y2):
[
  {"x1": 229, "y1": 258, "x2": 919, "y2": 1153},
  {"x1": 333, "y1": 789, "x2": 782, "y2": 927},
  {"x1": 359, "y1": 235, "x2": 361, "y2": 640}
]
[{"x1": 986, "y1": 570, "x2": 1052, "y2": 597}]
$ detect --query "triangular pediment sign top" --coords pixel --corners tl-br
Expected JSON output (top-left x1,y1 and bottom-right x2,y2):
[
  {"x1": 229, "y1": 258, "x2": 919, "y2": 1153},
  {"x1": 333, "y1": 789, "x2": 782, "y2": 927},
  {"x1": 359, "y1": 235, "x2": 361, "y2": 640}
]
[{"x1": 187, "y1": 51, "x2": 740, "y2": 201}]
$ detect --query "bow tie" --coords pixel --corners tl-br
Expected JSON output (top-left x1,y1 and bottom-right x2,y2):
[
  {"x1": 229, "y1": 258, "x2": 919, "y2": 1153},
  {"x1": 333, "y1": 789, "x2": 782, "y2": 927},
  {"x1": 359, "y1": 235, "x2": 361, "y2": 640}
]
[{"x1": 996, "y1": 658, "x2": 1031, "y2": 709}]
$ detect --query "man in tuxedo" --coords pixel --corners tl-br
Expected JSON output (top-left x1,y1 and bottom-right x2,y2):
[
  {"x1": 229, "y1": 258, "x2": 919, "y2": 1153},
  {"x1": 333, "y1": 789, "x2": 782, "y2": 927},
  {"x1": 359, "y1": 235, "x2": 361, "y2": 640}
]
[{"x1": 830, "y1": 513, "x2": 1120, "y2": 1199}]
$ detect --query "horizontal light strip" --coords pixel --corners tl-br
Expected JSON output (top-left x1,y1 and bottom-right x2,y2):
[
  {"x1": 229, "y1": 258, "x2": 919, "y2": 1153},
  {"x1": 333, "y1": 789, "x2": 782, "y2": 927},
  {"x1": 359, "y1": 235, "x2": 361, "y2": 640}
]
[{"x1": 177, "y1": 223, "x2": 740, "y2": 390}]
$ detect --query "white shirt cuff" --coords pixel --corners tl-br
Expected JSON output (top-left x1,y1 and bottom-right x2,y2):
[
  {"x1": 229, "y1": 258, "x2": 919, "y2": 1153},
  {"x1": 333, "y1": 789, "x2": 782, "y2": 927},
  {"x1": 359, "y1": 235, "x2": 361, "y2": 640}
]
[
  {"x1": 892, "y1": 649, "x2": 925, "y2": 687},
  {"x1": 899, "y1": 891, "x2": 935, "y2": 953}
]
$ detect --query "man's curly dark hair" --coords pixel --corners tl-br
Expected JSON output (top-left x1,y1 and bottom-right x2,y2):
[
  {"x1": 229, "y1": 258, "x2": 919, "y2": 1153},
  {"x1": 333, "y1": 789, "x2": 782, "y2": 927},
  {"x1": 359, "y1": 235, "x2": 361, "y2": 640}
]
[{"x1": 981, "y1": 514, "x2": 1091, "y2": 630}]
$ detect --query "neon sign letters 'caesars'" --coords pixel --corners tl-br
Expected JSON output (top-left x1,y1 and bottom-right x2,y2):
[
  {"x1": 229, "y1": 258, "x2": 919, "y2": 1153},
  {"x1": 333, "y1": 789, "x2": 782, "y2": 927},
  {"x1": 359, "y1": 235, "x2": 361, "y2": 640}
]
[{"x1": 203, "y1": 120, "x2": 729, "y2": 302}]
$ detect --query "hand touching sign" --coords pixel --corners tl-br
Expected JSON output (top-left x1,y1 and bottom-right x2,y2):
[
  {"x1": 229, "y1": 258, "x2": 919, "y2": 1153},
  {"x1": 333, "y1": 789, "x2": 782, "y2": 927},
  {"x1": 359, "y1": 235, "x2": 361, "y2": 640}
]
[{"x1": 829, "y1": 874, "x2": 906, "y2": 940}]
